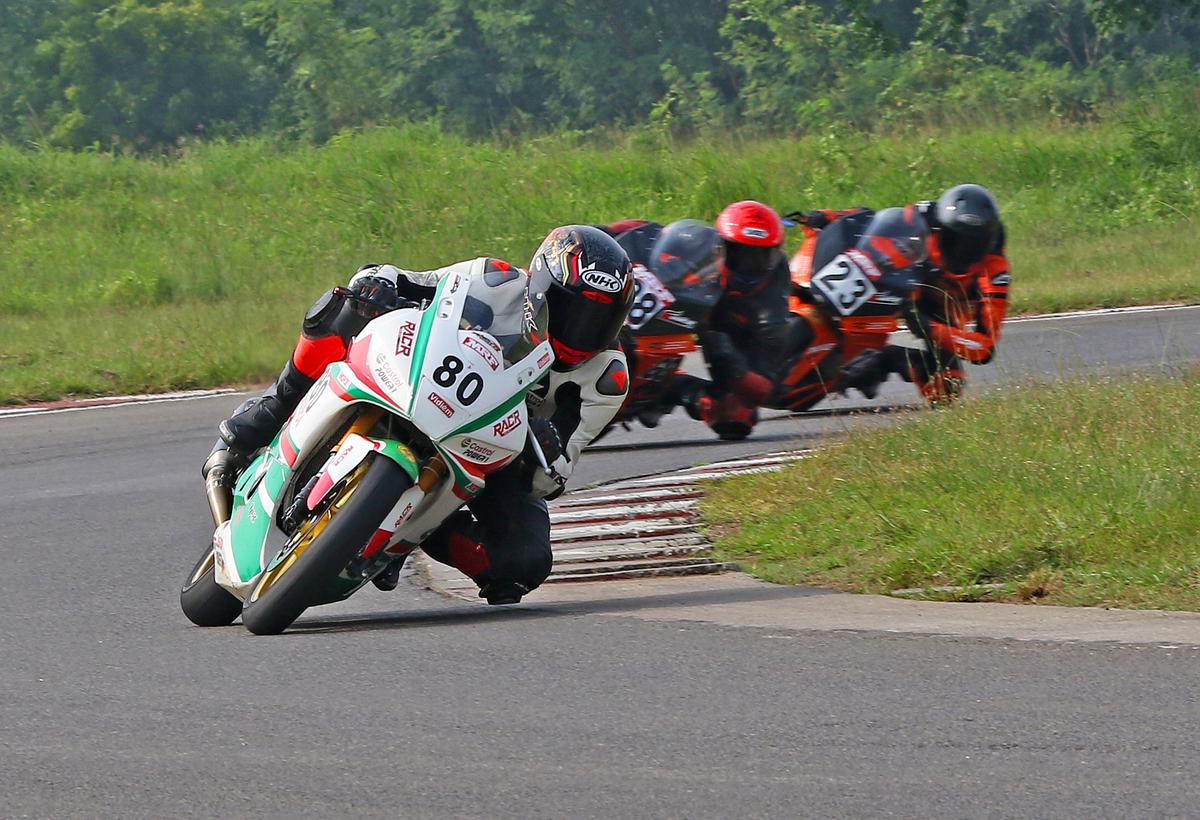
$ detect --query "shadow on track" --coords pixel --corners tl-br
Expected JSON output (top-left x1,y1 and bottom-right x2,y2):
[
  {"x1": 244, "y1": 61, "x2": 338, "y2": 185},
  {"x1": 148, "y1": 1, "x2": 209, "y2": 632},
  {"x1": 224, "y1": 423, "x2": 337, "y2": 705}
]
[
  {"x1": 586, "y1": 402, "x2": 914, "y2": 453},
  {"x1": 587, "y1": 431, "x2": 804, "y2": 453},
  {"x1": 287, "y1": 582, "x2": 834, "y2": 636},
  {"x1": 788, "y1": 401, "x2": 914, "y2": 419}
]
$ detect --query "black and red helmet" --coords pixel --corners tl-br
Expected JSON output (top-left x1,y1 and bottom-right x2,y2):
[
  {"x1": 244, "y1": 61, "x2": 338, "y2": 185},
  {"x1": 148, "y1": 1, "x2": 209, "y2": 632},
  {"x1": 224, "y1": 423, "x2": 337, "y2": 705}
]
[
  {"x1": 714, "y1": 200, "x2": 786, "y2": 292},
  {"x1": 529, "y1": 225, "x2": 634, "y2": 369},
  {"x1": 856, "y1": 205, "x2": 930, "y2": 274}
]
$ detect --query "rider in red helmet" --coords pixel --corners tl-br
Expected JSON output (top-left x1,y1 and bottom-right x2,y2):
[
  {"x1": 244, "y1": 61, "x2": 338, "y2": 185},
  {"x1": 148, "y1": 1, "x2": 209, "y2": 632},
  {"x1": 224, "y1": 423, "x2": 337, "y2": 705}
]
[
  {"x1": 598, "y1": 201, "x2": 795, "y2": 439},
  {"x1": 665, "y1": 200, "x2": 793, "y2": 439}
]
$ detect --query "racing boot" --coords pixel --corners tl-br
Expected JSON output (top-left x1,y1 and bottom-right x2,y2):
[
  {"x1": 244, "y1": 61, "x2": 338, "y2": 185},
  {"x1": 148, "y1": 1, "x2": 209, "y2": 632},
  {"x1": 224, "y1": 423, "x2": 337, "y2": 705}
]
[
  {"x1": 218, "y1": 359, "x2": 316, "y2": 456},
  {"x1": 635, "y1": 370, "x2": 688, "y2": 428},
  {"x1": 705, "y1": 393, "x2": 758, "y2": 441},
  {"x1": 670, "y1": 374, "x2": 713, "y2": 421},
  {"x1": 839, "y1": 349, "x2": 888, "y2": 399},
  {"x1": 915, "y1": 365, "x2": 964, "y2": 406}
]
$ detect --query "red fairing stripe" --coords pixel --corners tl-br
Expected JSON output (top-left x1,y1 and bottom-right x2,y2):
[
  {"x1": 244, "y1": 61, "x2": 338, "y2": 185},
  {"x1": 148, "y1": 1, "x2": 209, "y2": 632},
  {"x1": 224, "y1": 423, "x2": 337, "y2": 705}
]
[
  {"x1": 292, "y1": 334, "x2": 348, "y2": 380},
  {"x1": 361, "y1": 528, "x2": 392, "y2": 560},
  {"x1": 280, "y1": 428, "x2": 299, "y2": 467},
  {"x1": 306, "y1": 472, "x2": 336, "y2": 511},
  {"x1": 345, "y1": 335, "x2": 386, "y2": 396}
]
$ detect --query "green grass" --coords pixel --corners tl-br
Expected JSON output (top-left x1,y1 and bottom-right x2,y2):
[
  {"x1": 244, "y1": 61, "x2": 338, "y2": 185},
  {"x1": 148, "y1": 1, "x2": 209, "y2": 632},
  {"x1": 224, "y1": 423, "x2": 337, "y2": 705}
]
[
  {"x1": 701, "y1": 376, "x2": 1200, "y2": 611},
  {"x1": 1, "y1": 99, "x2": 1198, "y2": 403}
]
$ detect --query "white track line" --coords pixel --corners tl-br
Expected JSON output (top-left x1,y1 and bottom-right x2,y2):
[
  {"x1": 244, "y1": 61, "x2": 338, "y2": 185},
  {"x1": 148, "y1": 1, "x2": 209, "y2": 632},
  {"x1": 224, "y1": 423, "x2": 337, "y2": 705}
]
[
  {"x1": 1003, "y1": 303, "x2": 1198, "y2": 324},
  {"x1": 0, "y1": 388, "x2": 243, "y2": 419}
]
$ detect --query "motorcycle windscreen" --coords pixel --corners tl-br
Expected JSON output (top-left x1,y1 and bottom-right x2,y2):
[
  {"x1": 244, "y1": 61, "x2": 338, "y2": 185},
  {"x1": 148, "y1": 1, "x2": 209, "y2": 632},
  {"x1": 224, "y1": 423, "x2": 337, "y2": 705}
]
[{"x1": 459, "y1": 270, "x2": 550, "y2": 368}]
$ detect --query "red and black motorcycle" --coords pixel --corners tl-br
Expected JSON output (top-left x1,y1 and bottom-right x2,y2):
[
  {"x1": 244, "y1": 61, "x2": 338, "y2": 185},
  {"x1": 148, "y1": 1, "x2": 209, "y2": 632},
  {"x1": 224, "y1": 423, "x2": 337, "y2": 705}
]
[{"x1": 608, "y1": 219, "x2": 721, "y2": 429}]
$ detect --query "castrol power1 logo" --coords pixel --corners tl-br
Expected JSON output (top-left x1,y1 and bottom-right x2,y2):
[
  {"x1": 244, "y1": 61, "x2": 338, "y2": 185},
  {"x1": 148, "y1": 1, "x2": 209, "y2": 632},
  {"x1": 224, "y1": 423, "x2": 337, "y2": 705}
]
[{"x1": 493, "y1": 408, "x2": 521, "y2": 437}]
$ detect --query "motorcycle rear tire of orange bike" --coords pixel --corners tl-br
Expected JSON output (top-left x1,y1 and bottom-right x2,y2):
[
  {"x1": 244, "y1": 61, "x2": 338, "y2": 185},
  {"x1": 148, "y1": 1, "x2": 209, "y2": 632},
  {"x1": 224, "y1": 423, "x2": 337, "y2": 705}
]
[{"x1": 240, "y1": 454, "x2": 412, "y2": 636}]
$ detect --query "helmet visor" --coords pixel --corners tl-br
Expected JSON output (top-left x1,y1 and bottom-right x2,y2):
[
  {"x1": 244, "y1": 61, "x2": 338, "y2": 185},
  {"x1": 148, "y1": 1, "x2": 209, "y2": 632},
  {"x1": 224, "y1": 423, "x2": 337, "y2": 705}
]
[
  {"x1": 721, "y1": 242, "x2": 784, "y2": 291},
  {"x1": 546, "y1": 283, "x2": 628, "y2": 363}
]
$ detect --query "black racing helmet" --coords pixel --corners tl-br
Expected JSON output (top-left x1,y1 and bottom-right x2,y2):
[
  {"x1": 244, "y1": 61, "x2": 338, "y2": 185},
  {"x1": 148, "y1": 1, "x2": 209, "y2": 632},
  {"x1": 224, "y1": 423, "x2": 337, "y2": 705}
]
[
  {"x1": 935, "y1": 183, "x2": 1001, "y2": 272},
  {"x1": 649, "y1": 219, "x2": 722, "y2": 294},
  {"x1": 529, "y1": 225, "x2": 634, "y2": 369}
]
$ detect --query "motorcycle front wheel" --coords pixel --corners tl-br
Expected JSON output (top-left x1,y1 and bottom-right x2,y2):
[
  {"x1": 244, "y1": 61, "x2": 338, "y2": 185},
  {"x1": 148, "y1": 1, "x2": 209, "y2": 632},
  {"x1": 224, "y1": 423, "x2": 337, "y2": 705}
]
[
  {"x1": 240, "y1": 454, "x2": 411, "y2": 636},
  {"x1": 180, "y1": 546, "x2": 243, "y2": 627}
]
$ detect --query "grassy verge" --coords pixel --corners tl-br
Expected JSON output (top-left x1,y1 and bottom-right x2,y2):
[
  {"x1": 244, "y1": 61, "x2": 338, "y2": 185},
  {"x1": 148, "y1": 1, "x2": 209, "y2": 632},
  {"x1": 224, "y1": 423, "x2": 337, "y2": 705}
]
[
  {"x1": 2, "y1": 89, "x2": 1198, "y2": 403},
  {"x1": 701, "y1": 376, "x2": 1200, "y2": 611}
]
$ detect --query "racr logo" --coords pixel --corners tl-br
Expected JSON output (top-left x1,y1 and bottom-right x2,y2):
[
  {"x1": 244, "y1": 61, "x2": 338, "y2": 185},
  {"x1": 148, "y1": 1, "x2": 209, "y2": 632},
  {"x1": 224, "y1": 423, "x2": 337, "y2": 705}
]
[
  {"x1": 396, "y1": 321, "x2": 417, "y2": 357},
  {"x1": 493, "y1": 408, "x2": 521, "y2": 437}
]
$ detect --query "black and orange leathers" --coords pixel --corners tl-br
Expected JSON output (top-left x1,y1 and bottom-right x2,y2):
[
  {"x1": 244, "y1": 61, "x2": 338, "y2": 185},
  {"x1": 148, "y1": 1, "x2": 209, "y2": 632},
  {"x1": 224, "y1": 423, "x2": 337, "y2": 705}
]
[
  {"x1": 789, "y1": 205, "x2": 1010, "y2": 404},
  {"x1": 902, "y1": 202, "x2": 1011, "y2": 402}
]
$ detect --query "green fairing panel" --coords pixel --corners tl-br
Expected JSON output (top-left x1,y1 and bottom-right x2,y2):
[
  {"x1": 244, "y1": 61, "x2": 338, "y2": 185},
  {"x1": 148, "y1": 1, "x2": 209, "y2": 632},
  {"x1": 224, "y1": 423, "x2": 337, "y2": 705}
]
[{"x1": 229, "y1": 444, "x2": 291, "y2": 583}]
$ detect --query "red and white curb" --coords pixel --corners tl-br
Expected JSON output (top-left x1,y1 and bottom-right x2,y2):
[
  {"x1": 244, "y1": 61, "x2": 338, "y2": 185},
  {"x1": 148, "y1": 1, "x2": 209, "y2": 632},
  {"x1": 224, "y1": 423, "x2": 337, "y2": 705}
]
[{"x1": 416, "y1": 449, "x2": 811, "y2": 599}]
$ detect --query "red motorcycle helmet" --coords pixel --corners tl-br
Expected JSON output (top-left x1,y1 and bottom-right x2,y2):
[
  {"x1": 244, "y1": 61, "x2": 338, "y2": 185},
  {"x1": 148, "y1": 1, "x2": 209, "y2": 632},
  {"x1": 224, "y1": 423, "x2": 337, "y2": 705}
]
[{"x1": 714, "y1": 201, "x2": 786, "y2": 292}]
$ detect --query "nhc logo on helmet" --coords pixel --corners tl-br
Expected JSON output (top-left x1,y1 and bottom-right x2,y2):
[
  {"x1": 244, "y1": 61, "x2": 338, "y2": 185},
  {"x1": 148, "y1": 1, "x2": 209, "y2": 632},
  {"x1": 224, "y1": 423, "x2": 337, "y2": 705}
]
[{"x1": 580, "y1": 266, "x2": 622, "y2": 293}]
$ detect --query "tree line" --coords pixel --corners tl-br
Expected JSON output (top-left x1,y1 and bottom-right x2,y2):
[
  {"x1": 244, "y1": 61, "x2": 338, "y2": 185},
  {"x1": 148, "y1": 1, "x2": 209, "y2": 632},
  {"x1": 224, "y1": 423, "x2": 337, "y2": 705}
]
[{"x1": 2, "y1": 0, "x2": 1198, "y2": 151}]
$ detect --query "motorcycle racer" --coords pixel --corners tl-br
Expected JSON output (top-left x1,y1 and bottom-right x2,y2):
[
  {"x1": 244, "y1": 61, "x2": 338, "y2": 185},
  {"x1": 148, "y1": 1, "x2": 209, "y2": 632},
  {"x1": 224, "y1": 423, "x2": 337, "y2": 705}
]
[
  {"x1": 203, "y1": 225, "x2": 634, "y2": 605},
  {"x1": 803, "y1": 184, "x2": 1011, "y2": 403},
  {"x1": 602, "y1": 201, "x2": 793, "y2": 440}
]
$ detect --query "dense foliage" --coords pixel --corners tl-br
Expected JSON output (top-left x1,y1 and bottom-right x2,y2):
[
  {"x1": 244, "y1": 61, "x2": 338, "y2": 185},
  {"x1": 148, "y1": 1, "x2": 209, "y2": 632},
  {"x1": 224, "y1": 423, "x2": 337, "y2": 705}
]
[{"x1": 1, "y1": 0, "x2": 1199, "y2": 150}]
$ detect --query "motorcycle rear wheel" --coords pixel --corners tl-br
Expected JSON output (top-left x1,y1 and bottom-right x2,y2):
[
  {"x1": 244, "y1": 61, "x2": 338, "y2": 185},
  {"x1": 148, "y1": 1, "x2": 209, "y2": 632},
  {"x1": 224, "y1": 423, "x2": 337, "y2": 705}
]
[
  {"x1": 180, "y1": 547, "x2": 243, "y2": 627},
  {"x1": 240, "y1": 454, "x2": 411, "y2": 636}
]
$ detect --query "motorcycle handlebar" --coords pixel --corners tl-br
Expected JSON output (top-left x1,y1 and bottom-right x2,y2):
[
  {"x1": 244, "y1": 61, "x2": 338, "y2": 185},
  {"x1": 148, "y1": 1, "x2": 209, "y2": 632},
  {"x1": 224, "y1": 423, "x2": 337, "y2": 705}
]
[{"x1": 332, "y1": 286, "x2": 421, "y2": 314}]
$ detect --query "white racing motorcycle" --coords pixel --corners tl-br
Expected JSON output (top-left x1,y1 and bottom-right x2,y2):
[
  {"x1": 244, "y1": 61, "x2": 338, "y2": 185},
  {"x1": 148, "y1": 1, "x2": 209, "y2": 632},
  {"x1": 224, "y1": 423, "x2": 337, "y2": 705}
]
[{"x1": 180, "y1": 261, "x2": 555, "y2": 634}]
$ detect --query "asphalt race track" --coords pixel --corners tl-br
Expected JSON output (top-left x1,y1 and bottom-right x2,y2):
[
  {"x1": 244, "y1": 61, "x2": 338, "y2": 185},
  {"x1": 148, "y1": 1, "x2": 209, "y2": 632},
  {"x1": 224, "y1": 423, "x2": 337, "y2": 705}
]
[{"x1": 2, "y1": 306, "x2": 1199, "y2": 818}]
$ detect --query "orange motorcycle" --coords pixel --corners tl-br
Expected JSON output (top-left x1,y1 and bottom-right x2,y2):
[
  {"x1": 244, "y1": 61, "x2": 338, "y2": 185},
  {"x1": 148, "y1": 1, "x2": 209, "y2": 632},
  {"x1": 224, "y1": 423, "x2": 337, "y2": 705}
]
[{"x1": 771, "y1": 207, "x2": 931, "y2": 412}]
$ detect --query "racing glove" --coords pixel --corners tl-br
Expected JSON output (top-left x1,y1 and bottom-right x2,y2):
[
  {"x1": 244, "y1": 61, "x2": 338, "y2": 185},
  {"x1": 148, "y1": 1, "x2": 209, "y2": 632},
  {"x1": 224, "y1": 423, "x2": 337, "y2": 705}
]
[
  {"x1": 524, "y1": 416, "x2": 563, "y2": 467},
  {"x1": 348, "y1": 275, "x2": 400, "y2": 319}
]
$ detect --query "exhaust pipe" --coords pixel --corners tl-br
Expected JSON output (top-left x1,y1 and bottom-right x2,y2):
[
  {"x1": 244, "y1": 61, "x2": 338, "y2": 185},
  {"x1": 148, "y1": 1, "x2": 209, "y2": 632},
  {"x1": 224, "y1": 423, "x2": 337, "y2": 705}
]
[{"x1": 202, "y1": 450, "x2": 236, "y2": 527}]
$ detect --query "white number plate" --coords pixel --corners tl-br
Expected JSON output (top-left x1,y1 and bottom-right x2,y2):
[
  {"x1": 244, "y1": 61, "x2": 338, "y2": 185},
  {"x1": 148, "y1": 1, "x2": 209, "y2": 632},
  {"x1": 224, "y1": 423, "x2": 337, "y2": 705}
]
[
  {"x1": 810, "y1": 253, "x2": 877, "y2": 316},
  {"x1": 626, "y1": 264, "x2": 675, "y2": 330}
]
